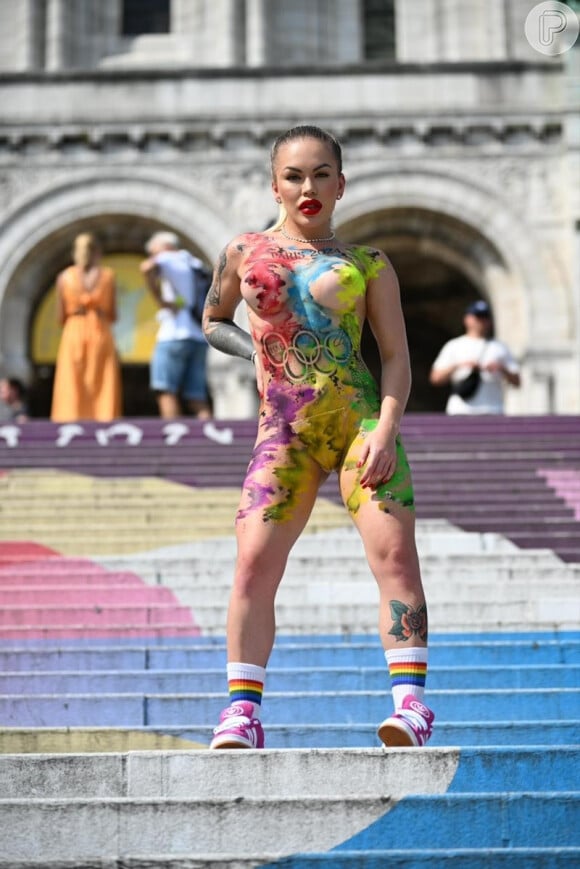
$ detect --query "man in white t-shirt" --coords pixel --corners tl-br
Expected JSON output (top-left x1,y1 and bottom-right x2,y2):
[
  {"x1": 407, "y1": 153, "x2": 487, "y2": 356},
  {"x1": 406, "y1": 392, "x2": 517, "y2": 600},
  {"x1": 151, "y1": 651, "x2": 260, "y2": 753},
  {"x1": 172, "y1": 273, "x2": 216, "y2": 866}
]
[
  {"x1": 429, "y1": 300, "x2": 521, "y2": 415},
  {"x1": 141, "y1": 231, "x2": 212, "y2": 419}
]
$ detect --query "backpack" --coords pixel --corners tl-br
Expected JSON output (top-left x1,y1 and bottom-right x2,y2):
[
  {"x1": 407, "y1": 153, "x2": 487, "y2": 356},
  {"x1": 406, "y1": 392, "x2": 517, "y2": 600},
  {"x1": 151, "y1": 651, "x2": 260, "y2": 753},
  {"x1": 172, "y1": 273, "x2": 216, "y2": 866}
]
[{"x1": 189, "y1": 262, "x2": 212, "y2": 325}]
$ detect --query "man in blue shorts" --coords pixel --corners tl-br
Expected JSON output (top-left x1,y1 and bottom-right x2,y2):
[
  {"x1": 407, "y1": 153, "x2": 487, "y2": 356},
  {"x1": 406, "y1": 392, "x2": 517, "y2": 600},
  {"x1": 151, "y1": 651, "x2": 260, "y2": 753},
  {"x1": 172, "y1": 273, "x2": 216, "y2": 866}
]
[{"x1": 141, "y1": 231, "x2": 212, "y2": 419}]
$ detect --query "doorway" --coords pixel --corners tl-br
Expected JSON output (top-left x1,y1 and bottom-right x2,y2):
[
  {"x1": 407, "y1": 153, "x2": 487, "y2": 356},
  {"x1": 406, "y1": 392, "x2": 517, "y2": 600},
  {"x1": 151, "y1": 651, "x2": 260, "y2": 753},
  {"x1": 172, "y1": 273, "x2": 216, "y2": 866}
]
[{"x1": 343, "y1": 208, "x2": 489, "y2": 412}]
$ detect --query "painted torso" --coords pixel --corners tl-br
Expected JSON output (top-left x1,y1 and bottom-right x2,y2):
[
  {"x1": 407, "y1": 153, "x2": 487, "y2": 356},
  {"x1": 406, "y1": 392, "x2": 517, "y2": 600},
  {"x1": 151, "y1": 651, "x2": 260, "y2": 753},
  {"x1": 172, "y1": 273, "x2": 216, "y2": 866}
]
[
  {"x1": 233, "y1": 233, "x2": 414, "y2": 520},
  {"x1": 238, "y1": 233, "x2": 385, "y2": 428}
]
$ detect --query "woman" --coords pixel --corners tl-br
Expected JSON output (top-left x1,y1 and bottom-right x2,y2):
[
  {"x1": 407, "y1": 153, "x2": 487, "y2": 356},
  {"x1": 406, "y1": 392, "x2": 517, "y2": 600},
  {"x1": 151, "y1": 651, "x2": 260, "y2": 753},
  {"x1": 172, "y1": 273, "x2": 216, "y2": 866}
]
[
  {"x1": 203, "y1": 125, "x2": 433, "y2": 749},
  {"x1": 51, "y1": 233, "x2": 122, "y2": 422}
]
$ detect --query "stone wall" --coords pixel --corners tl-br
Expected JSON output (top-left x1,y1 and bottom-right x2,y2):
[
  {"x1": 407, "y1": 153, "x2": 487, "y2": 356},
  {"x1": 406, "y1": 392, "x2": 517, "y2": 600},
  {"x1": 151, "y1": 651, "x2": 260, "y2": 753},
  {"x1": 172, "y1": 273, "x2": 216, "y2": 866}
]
[{"x1": 0, "y1": 0, "x2": 578, "y2": 415}]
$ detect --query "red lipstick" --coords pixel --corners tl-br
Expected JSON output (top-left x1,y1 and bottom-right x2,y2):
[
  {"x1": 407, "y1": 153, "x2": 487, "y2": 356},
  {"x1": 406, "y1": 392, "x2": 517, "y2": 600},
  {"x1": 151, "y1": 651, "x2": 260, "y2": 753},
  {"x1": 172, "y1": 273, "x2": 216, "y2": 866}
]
[{"x1": 299, "y1": 199, "x2": 322, "y2": 215}]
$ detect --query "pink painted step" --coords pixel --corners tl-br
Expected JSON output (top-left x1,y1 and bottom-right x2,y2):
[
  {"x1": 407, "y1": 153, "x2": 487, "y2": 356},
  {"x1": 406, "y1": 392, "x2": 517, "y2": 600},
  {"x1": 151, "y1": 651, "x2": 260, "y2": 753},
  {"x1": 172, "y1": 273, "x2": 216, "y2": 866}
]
[
  {"x1": 0, "y1": 571, "x2": 145, "y2": 587},
  {"x1": 0, "y1": 604, "x2": 195, "y2": 628},
  {"x1": 0, "y1": 586, "x2": 177, "y2": 606},
  {"x1": 0, "y1": 541, "x2": 202, "y2": 641},
  {"x1": 0, "y1": 557, "x2": 131, "y2": 573},
  {"x1": 0, "y1": 623, "x2": 201, "y2": 640},
  {"x1": 0, "y1": 541, "x2": 60, "y2": 566},
  {"x1": 538, "y1": 469, "x2": 580, "y2": 519}
]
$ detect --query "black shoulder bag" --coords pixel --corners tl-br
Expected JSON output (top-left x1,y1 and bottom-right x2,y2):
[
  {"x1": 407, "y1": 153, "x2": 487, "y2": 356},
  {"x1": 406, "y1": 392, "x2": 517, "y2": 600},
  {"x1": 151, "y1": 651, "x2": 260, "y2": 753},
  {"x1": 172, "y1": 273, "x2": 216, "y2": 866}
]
[{"x1": 450, "y1": 341, "x2": 488, "y2": 400}]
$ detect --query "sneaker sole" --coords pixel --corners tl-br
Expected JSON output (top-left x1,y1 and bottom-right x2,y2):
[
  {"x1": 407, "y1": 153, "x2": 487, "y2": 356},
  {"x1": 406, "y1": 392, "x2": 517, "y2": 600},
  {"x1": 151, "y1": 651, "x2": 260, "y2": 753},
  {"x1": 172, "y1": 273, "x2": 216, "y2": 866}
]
[
  {"x1": 209, "y1": 736, "x2": 253, "y2": 749},
  {"x1": 377, "y1": 719, "x2": 419, "y2": 748}
]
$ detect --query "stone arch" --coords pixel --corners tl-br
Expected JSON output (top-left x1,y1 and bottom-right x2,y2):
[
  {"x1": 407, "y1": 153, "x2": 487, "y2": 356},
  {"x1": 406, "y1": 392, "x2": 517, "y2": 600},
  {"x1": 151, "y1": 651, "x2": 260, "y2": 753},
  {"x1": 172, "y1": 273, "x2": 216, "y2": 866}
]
[
  {"x1": 334, "y1": 165, "x2": 569, "y2": 412},
  {"x1": 0, "y1": 171, "x2": 235, "y2": 393},
  {"x1": 337, "y1": 163, "x2": 571, "y2": 345}
]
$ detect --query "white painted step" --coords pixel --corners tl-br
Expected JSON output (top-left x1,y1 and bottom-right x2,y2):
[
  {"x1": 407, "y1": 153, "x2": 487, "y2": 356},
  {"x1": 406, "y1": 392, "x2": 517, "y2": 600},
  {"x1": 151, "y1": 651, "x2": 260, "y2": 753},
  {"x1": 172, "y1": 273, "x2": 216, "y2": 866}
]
[
  {"x1": 0, "y1": 748, "x2": 459, "y2": 800},
  {"x1": 0, "y1": 749, "x2": 458, "y2": 862}
]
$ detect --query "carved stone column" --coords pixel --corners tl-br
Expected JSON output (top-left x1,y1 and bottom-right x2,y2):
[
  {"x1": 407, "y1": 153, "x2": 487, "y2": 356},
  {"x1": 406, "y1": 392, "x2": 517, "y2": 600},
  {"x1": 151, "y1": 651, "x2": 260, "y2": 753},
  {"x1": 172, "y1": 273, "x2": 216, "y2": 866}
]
[
  {"x1": 45, "y1": 0, "x2": 67, "y2": 70},
  {"x1": 245, "y1": 0, "x2": 268, "y2": 67}
]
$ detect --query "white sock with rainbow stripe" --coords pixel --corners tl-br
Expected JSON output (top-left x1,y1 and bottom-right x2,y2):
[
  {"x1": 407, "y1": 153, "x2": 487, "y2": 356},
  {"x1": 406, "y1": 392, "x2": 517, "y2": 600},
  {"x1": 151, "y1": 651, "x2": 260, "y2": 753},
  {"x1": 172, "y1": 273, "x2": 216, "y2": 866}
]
[
  {"x1": 385, "y1": 647, "x2": 428, "y2": 710},
  {"x1": 227, "y1": 662, "x2": 266, "y2": 716}
]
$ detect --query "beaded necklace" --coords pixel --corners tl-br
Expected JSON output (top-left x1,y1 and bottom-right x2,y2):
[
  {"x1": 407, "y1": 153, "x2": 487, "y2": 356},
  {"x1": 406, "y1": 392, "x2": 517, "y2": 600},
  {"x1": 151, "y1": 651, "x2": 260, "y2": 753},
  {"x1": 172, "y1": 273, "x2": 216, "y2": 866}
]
[{"x1": 280, "y1": 225, "x2": 336, "y2": 244}]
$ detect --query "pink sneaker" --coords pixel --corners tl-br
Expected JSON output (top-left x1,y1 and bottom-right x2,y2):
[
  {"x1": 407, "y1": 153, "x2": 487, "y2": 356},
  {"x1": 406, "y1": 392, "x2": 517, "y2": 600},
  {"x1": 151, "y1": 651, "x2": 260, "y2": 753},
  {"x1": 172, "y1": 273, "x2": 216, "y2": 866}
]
[
  {"x1": 377, "y1": 695, "x2": 435, "y2": 747},
  {"x1": 209, "y1": 701, "x2": 265, "y2": 749}
]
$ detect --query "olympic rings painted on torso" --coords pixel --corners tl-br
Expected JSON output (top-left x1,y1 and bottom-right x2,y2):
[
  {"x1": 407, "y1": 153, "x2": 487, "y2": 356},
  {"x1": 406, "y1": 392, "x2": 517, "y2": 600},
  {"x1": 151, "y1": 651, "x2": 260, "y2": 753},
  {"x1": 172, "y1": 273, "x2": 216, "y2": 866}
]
[{"x1": 262, "y1": 328, "x2": 353, "y2": 382}]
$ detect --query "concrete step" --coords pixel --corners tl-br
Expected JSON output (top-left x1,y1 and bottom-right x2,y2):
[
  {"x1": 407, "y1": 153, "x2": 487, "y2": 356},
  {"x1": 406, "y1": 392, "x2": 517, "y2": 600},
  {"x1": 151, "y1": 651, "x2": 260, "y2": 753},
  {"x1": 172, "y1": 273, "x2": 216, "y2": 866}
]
[
  {"x1": 0, "y1": 515, "x2": 354, "y2": 536},
  {"x1": 1, "y1": 747, "x2": 577, "y2": 799},
  {"x1": 2, "y1": 663, "x2": 578, "y2": 694},
  {"x1": 3, "y1": 560, "x2": 579, "y2": 586},
  {"x1": 0, "y1": 572, "x2": 147, "y2": 588},
  {"x1": 0, "y1": 526, "x2": 530, "y2": 560},
  {"x1": 7, "y1": 551, "x2": 573, "y2": 584},
  {"x1": 2, "y1": 580, "x2": 579, "y2": 615},
  {"x1": 5, "y1": 445, "x2": 579, "y2": 465},
  {"x1": 1, "y1": 637, "x2": 578, "y2": 670},
  {"x1": 7, "y1": 463, "x2": 574, "y2": 483},
  {"x1": 3, "y1": 557, "x2": 578, "y2": 584},
  {"x1": 0, "y1": 624, "x2": 202, "y2": 641},
  {"x1": 100, "y1": 539, "x2": 559, "y2": 563},
  {"x1": 2, "y1": 848, "x2": 577, "y2": 869},
  {"x1": 2, "y1": 578, "x2": 578, "y2": 609},
  {"x1": 0, "y1": 792, "x2": 578, "y2": 861},
  {"x1": 2, "y1": 498, "x2": 574, "y2": 518},
  {"x1": 0, "y1": 604, "x2": 196, "y2": 627},
  {"x1": 2, "y1": 599, "x2": 579, "y2": 635},
  {"x1": 1, "y1": 489, "x2": 573, "y2": 507},
  {"x1": 0, "y1": 586, "x2": 183, "y2": 605},
  {"x1": 2, "y1": 688, "x2": 579, "y2": 728},
  {"x1": 9, "y1": 614, "x2": 579, "y2": 639},
  {"x1": 421, "y1": 516, "x2": 580, "y2": 533},
  {"x1": 2, "y1": 719, "x2": 578, "y2": 751},
  {"x1": 3, "y1": 548, "x2": 575, "y2": 574},
  {"x1": 164, "y1": 577, "x2": 580, "y2": 605}
]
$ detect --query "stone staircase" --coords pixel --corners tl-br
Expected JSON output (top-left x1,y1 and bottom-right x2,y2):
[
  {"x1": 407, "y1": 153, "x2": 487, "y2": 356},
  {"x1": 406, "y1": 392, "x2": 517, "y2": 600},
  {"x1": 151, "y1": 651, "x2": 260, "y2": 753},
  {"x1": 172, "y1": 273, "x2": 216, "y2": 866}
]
[
  {"x1": 1, "y1": 744, "x2": 578, "y2": 867},
  {"x1": 2, "y1": 413, "x2": 579, "y2": 559},
  {"x1": 0, "y1": 415, "x2": 579, "y2": 866}
]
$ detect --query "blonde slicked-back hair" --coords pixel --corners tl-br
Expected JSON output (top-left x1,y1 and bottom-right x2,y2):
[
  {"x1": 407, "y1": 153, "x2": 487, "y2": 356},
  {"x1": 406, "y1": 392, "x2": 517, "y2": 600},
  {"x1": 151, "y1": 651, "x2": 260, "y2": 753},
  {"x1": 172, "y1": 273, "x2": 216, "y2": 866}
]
[
  {"x1": 267, "y1": 125, "x2": 343, "y2": 231},
  {"x1": 72, "y1": 233, "x2": 100, "y2": 269}
]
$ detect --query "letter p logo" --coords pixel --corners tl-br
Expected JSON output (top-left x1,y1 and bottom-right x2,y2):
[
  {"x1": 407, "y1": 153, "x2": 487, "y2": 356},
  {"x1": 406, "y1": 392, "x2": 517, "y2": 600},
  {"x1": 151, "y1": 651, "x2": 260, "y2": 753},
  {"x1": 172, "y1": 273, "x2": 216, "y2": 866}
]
[
  {"x1": 539, "y1": 10, "x2": 567, "y2": 46},
  {"x1": 525, "y1": 2, "x2": 579, "y2": 55}
]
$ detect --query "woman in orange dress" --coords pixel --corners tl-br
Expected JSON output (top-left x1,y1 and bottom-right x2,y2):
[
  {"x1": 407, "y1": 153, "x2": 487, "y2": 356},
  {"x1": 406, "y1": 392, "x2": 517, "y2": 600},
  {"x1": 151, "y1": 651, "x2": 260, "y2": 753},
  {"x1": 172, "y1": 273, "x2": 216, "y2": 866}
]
[{"x1": 51, "y1": 233, "x2": 122, "y2": 422}]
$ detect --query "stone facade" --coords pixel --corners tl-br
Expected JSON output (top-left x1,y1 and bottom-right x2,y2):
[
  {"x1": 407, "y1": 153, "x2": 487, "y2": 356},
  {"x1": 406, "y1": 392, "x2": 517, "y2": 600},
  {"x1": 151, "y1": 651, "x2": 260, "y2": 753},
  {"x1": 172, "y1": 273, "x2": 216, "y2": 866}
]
[{"x1": 0, "y1": 0, "x2": 578, "y2": 417}]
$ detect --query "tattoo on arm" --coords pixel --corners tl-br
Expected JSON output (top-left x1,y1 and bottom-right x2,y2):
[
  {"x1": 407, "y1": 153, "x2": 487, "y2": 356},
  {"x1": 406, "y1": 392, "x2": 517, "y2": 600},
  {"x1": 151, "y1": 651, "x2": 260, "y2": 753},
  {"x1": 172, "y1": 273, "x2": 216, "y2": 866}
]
[
  {"x1": 203, "y1": 242, "x2": 254, "y2": 361},
  {"x1": 207, "y1": 249, "x2": 227, "y2": 307},
  {"x1": 388, "y1": 600, "x2": 428, "y2": 643}
]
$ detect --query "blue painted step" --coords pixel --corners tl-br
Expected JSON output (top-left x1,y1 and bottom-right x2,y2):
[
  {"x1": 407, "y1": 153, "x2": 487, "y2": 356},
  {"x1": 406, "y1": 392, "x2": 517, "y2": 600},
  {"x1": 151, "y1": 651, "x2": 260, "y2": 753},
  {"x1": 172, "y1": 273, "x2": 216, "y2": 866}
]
[
  {"x1": 259, "y1": 848, "x2": 580, "y2": 868},
  {"x1": 120, "y1": 720, "x2": 579, "y2": 748},
  {"x1": 326, "y1": 792, "x2": 580, "y2": 850},
  {"x1": 2, "y1": 663, "x2": 578, "y2": 694},
  {"x1": 1, "y1": 637, "x2": 578, "y2": 671},
  {"x1": 2, "y1": 793, "x2": 575, "y2": 854},
  {"x1": 150, "y1": 688, "x2": 580, "y2": 727},
  {"x1": 1, "y1": 850, "x2": 578, "y2": 868},
  {"x1": 2, "y1": 688, "x2": 579, "y2": 728}
]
